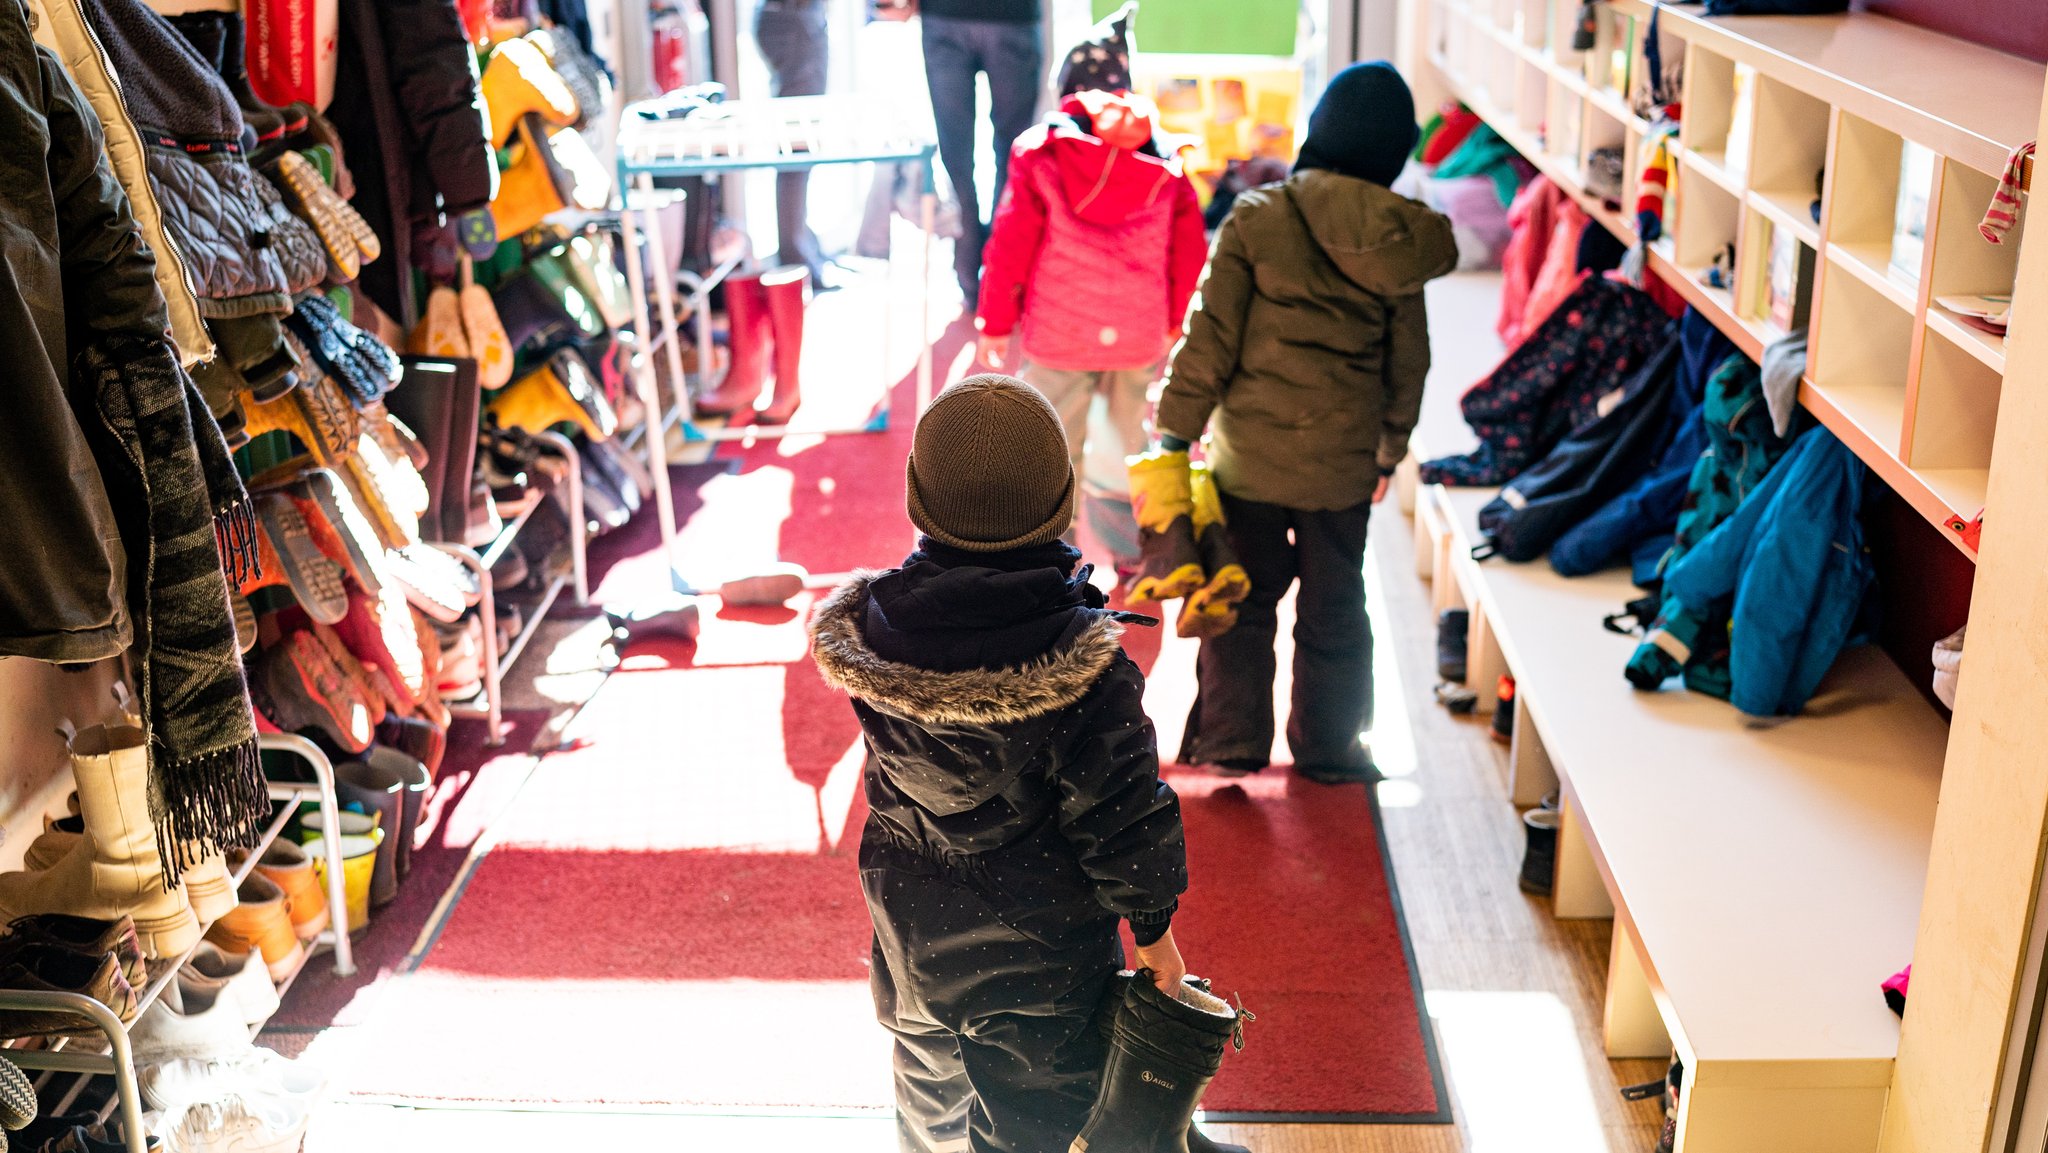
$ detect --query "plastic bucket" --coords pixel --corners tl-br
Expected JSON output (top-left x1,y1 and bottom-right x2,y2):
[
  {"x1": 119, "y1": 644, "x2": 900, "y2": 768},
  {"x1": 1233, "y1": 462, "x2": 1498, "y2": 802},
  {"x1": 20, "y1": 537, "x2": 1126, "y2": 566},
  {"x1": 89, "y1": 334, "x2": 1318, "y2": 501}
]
[{"x1": 303, "y1": 832, "x2": 380, "y2": 932}]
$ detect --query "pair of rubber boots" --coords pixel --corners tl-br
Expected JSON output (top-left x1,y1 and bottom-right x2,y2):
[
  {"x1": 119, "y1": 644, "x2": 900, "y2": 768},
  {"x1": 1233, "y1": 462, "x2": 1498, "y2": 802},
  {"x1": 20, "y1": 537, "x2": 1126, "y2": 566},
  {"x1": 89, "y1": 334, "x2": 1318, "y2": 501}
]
[
  {"x1": 1072, "y1": 969, "x2": 1253, "y2": 1153},
  {"x1": 0, "y1": 725, "x2": 229, "y2": 961},
  {"x1": 694, "y1": 266, "x2": 807, "y2": 425},
  {"x1": 1125, "y1": 452, "x2": 1251, "y2": 639}
]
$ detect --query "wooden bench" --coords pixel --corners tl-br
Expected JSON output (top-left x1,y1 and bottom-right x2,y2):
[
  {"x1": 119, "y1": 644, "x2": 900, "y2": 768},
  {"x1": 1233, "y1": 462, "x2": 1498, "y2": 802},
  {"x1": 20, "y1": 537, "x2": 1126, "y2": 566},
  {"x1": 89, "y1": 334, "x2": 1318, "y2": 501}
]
[{"x1": 1398, "y1": 275, "x2": 1948, "y2": 1152}]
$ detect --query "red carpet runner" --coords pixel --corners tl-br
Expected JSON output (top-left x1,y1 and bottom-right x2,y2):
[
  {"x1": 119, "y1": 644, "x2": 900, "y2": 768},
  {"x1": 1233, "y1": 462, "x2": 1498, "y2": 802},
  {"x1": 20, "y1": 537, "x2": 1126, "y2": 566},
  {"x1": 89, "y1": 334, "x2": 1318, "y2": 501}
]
[{"x1": 319, "y1": 333, "x2": 1445, "y2": 1120}]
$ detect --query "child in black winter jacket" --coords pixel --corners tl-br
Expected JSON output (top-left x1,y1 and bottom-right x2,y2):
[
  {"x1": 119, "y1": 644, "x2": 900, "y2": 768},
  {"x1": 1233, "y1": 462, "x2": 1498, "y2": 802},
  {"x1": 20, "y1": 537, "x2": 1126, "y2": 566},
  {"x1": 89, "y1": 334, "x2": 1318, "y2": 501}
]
[{"x1": 812, "y1": 374, "x2": 1191, "y2": 1153}]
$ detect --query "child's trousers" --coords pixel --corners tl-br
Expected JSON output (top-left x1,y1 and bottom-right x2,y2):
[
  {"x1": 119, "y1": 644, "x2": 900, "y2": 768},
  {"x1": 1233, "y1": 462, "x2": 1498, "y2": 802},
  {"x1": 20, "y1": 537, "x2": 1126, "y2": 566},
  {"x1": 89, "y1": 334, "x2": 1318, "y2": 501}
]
[
  {"x1": 864, "y1": 842, "x2": 1121, "y2": 1153},
  {"x1": 1018, "y1": 361, "x2": 1155, "y2": 572},
  {"x1": 1179, "y1": 491, "x2": 1376, "y2": 772}
]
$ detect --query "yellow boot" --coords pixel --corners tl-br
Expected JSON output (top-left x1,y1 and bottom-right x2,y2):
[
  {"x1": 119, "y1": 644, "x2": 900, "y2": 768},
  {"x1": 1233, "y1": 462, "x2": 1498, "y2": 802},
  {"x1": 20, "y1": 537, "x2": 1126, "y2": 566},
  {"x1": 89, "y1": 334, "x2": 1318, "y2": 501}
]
[
  {"x1": 489, "y1": 348, "x2": 617, "y2": 440},
  {"x1": 480, "y1": 37, "x2": 580, "y2": 147},
  {"x1": 0, "y1": 726, "x2": 200, "y2": 960},
  {"x1": 1124, "y1": 450, "x2": 1205, "y2": 605}
]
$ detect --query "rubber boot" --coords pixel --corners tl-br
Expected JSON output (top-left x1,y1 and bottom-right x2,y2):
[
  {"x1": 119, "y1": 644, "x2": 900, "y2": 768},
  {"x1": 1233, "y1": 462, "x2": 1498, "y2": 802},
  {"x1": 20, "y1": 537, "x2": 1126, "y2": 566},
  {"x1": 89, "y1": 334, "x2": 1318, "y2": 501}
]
[
  {"x1": 1492, "y1": 675, "x2": 1516, "y2": 746},
  {"x1": 479, "y1": 37, "x2": 580, "y2": 148},
  {"x1": 364, "y1": 747, "x2": 430, "y2": 880},
  {"x1": 694, "y1": 272, "x2": 772, "y2": 417},
  {"x1": 0, "y1": 726, "x2": 200, "y2": 960},
  {"x1": 1520, "y1": 806, "x2": 1559, "y2": 896},
  {"x1": 1125, "y1": 451, "x2": 1204, "y2": 606},
  {"x1": 758, "y1": 265, "x2": 809, "y2": 425},
  {"x1": 1179, "y1": 463, "x2": 1249, "y2": 639},
  {"x1": 335, "y1": 761, "x2": 404, "y2": 908},
  {"x1": 1437, "y1": 608, "x2": 1469, "y2": 683},
  {"x1": 1071, "y1": 969, "x2": 1251, "y2": 1153},
  {"x1": 489, "y1": 349, "x2": 617, "y2": 440}
]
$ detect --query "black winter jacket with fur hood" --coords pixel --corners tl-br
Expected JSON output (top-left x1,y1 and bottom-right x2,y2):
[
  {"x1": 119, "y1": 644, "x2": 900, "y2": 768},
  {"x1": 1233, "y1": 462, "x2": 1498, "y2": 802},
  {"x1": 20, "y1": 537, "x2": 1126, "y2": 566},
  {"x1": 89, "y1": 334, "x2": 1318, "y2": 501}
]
[{"x1": 812, "y1": 544, "x2": 1186, "y2": 945}]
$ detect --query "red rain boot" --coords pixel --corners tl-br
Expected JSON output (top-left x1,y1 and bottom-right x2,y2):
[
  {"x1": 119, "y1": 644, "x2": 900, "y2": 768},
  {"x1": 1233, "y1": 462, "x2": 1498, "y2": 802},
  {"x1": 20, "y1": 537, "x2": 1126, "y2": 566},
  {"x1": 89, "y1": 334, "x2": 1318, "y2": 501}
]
[
  {"x1": 694, "y1": 272, "x2": 772, "y2": 417},
  {"x1": 758, "y1": 265, "x2": 808, "y2": 425}
]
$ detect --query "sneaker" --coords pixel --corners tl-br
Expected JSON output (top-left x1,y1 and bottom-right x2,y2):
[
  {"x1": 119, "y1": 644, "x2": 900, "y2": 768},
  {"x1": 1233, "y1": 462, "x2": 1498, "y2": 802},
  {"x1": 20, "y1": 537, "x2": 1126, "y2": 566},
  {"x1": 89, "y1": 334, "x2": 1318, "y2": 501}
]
[
  {"x1": 178, "y1": 944, "x2": 281, "y2": 1030},
  {"x1": 1433, "y1": 682, "x2": 1478, "y2": 714},
  {"x1": 0, "y1": 944, "x2": 138, "y2": 1039},
  {"x1": 132, "y1": 978, "x2": 251, "y2": 1065},
  {"x1": 1, "y1": 914, "x2": 146, "y2": 994}
]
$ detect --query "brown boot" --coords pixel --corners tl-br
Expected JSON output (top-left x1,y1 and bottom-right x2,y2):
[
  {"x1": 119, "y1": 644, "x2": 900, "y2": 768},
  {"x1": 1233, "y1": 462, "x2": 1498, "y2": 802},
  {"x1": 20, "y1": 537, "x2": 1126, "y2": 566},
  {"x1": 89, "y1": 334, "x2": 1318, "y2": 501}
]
[
  {"x1": 758, "y1": 265, "x2": 809, "y2": 425},
  {"x1": 0, "y1": 726, "x2": 200, "y2": 960},
  {"x1": 693, "y1": 271, "x2": 773, "y2": 417}
]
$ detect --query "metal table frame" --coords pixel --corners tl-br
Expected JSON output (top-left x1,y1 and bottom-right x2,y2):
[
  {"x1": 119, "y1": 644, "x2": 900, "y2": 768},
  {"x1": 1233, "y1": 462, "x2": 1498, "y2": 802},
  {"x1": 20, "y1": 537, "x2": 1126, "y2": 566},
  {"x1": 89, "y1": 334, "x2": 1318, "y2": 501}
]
[{"x1": 614, "y1": 94, "x2": 938, "y2": 588}]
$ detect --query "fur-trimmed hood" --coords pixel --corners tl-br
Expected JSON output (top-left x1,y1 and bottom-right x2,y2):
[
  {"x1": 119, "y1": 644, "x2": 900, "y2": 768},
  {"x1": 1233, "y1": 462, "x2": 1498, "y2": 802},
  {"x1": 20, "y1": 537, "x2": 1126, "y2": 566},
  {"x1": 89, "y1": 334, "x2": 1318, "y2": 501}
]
[{"x1": 810, "y1": 570, "x2": 1125, "y2": 726}]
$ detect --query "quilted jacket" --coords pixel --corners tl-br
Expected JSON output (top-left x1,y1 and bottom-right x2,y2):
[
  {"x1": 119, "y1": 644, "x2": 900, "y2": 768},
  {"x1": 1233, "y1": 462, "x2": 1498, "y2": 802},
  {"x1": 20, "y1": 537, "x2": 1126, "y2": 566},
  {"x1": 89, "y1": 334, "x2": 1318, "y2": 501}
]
[
  {"x1": 79, "y1": 0, "x2": 324, "y2": 317},
  {"x1": 977, "y1": 91, "x2": 1207, "y2": 372},
  {"x1": 27, "y1": 0, "x2": 211, "y2": 365},
  {"x1": 0, "y1": 11, "x2": 160, "y2": 661}
]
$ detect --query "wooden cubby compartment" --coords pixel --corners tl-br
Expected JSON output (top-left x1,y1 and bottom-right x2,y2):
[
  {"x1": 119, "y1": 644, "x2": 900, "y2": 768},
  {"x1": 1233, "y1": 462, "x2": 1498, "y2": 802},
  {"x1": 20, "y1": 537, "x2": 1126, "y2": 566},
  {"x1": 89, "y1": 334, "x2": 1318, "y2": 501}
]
[
  {"x1": 1825, "y1": 112, "x2": 1921, "y2": 306},
  {"x1": 1736, "y1": 206, "x2": 1816, "y2": 345},
  {"x1": 1747, "y1": 74, "x2": 1828, "y2": 246},
  {"x1": 1908, "y1": 328, "x2": 2000, "y2": 519},
  {"x1": 1813, "y1": 253, "x2": 1914, "y2": 457},
  {"x1": 1587, "y1": 5, "x2": 1632, "y2": 96},
  {"x1": 1673, "y1": 164, "x2": 1741, "y2": 307},
  {"x1": 1681, "y1": 43, "x2": 1737, "y2": 173},
  {"x1": 1583, "y1": 103, "x2": 1627, "y2": 204},
  {"x1": 1512, "y1": 0, "x2": 1547, "y2": 51},
  {"x1": 1926, "y1": 157, "x2": 2023, "y2": 373},
  {"x1": 1517, "y1": 58, "x2": 1549, "y2": 137},
  {"x1": 1549, "y1": 77, "x2": 1583, "y2": 162}
]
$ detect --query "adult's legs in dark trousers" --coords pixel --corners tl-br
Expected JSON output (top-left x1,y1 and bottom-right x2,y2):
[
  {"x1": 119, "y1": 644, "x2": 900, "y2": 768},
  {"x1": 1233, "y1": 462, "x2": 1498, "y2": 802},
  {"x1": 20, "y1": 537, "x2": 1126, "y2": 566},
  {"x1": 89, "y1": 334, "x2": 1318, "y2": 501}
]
[
  {"x1": 920, "y1": 14, "x2": 1044, "y2": 301},
  {"x1": 756, "y1": 0, "x2": 828, "y2": 277},
  {"x1": 1182, "y1": 493, "x2": 1374, "y2": 772}
]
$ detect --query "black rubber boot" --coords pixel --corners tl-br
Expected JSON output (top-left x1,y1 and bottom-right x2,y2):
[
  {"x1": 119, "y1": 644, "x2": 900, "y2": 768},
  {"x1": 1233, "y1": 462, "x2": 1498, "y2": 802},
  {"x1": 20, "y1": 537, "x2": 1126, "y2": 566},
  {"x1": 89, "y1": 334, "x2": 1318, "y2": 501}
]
[
  {"x1": 1520, "y1": 806, "x2": 1559, "y2": 896},
  {"x1": 1436, "y1": 608, "x2": 1468, "y2": 683},
  {"x1": 1074, "y1": 970, "x2": 1252, "y2": 1153}
]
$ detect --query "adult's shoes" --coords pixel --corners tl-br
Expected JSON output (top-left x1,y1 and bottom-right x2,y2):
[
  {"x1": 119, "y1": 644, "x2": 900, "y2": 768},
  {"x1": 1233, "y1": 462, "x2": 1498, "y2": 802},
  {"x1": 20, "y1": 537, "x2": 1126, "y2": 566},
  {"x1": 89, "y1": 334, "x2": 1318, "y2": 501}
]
[
  {"x1": 205, "y1": 876, "x2": 305, "y2": 984},
  {"x1": 0, "y1": 943, "x2": 139, "y2": 1039},
  {"x1": 0, "y1": 726, "x2": 199, "y2": 960},
  {"x1": 132, "y1": 980, "x2": 252, "y2": 1065},
  {"x1": 178, "y1": 944, "x2": 281, "y2": 1029},
  {"x1": 142, "y1": 1047, "x2": 323, "y2": 1151},
  {"x1": 260, "y1": 630, "x2": 375, "y2": 754},
  {"x1": 0, "y1": 915, "x2": 145, "y2": 995}
]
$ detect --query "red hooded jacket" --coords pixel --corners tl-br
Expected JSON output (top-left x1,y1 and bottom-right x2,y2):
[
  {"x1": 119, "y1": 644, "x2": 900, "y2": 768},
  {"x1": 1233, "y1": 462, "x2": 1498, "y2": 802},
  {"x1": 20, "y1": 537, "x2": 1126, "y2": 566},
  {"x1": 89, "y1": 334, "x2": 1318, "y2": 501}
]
[{"x1": 977, "y1": 91, "x2": 1208, "y2": 372}]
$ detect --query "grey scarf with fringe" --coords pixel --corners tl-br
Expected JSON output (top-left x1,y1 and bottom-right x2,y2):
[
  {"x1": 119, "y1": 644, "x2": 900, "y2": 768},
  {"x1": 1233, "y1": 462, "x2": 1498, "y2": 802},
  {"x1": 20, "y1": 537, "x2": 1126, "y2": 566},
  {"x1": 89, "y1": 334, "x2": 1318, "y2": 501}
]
[{"x1": 80, "y1": 336, "x2": 268, "y2": 883}]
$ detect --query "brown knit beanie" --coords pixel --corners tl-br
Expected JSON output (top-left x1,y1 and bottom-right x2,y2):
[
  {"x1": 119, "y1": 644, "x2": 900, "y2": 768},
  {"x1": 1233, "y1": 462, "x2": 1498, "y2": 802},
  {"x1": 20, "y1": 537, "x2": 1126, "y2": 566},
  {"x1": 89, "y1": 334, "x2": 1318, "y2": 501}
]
[{"x1": 905, "y1": 374, "x2": 1076, "y2": 552}]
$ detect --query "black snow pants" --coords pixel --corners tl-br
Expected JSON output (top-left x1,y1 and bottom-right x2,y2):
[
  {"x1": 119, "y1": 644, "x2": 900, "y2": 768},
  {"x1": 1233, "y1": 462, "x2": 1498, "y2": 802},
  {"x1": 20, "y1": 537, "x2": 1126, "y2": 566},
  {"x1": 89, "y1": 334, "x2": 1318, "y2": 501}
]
[{"x1": 863, "y1": 837, "x2": 1122, "y2": 1153}]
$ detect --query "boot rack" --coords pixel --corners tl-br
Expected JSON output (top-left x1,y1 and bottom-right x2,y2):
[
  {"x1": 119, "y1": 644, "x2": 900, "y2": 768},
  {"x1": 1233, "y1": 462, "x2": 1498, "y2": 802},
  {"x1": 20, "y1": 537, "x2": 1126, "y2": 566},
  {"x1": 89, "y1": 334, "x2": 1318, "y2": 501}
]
[
  {"x1": 443, "y1": 430, "x2": 590, "y2": 745},
  {"x1": 613, "y1": 93, "x2": 938, "y2": 592},
  {"x1": 0, "y1": 732, "x2": 355, "y2": 1153}
]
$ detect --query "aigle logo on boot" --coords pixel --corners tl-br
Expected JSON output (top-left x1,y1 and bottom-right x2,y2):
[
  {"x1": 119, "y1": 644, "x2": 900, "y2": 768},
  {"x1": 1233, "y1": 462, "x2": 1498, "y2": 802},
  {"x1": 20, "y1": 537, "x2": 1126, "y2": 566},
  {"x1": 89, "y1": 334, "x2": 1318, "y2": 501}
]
[{"x1": 1140, "y1": 1069, "x2": 1178, "y2": 1090}]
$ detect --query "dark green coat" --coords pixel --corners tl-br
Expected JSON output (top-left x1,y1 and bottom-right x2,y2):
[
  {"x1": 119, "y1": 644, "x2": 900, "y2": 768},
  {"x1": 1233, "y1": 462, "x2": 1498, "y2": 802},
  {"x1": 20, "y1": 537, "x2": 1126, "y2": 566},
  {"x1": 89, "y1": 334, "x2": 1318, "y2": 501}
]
[{"x1": 1157, "y1": 169, "x2": 1457, "y2": 511}]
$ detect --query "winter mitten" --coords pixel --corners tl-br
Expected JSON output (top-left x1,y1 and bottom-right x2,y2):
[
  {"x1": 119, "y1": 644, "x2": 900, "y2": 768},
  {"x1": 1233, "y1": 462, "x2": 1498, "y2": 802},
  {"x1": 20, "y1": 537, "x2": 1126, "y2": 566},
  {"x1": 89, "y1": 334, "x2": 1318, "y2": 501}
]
[
  {"x1": 270, "y1": 151, "x2": 380, "y2": 275},
  {"x1": 1176, "y1": 596, "x2": 1238, "y2": 640},
  {"x1": 1124, "y1": 450, "x2": 1205, "y2": 605},
  {"x1": 456, "y1": 208, "x2": 498, "y2": 259},
  {"x1": 408, "y1": 286, "x2": 472, "y2": 360},
  {"x1": 481, "y1": 37, "x2": 580, "y2": 148},
  {"x1": 288, "y1": 293, "x2": 403, "y2": 409},
  {"x1": 1184, "y1": 462, "x2": 1250, "y2": 615}
]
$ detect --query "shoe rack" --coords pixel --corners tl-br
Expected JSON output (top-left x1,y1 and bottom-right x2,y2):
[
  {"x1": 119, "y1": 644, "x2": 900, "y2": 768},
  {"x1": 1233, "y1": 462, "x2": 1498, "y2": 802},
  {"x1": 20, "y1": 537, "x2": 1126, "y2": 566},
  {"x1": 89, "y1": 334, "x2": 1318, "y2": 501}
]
[
  {"x1": 1421, "y1": 0, "x2": 2040, "y2": 560},
  {"x1": 0, "y1": 733, "x2": 354, "y2": 1153},
  {"x1": 442, "y1": 429, "x2": 590, "y2": 744}
]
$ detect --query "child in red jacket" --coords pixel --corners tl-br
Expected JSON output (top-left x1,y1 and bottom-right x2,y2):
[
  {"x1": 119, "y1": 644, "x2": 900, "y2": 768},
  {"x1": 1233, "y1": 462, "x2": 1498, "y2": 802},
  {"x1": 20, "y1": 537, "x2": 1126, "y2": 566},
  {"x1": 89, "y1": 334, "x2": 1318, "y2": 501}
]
[{"x1": 975, "y1": 13, "x2": 1207, "y2": 577}]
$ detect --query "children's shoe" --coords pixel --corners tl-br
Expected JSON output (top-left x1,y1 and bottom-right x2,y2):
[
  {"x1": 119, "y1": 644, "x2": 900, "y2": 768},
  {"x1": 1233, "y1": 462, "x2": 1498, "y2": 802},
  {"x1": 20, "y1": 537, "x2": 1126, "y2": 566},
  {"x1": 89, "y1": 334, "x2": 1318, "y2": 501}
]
[
  {"x1": 1436, "y1": 608, "x2": 1469, "y2": 683},
  {"x1": 1520, "y1": 806, "x2": 1559, "y2": 895},
  {"x1": 1197, "y1": 759, "x2": 1265, "y2": 778},
  {"x1": 1491, "y1": 675, "x2": 1516, "y2": 745},
  {"x1": 1295, "y1": 760, "x2": 1377, "y2": 786},
  {"x1": 1433, "y1": 681, "x2": 1478, "y2": 714}
]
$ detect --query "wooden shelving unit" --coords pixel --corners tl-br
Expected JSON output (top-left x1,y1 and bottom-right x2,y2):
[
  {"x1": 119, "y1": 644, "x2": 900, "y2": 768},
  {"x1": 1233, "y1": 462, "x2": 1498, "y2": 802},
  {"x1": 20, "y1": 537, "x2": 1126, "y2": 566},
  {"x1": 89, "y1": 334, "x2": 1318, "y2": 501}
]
[{"x1": 1425, "y1": 0, "x2": 2043, "y2": 560}]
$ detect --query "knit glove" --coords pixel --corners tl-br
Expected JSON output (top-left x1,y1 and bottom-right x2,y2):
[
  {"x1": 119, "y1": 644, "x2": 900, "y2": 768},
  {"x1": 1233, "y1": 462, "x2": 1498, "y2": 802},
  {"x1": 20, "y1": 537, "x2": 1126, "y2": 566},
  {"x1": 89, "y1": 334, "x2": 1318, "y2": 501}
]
[
  {"x1": 267, "y1": 151, "x2": 381, "y2": 282},
  {"x1": 1124, "y1": 450, "x2": 1205, "y2": 605},
  {"x1": 287, "y1": 293, "x2": 403, "y2": 409},
  {"x1": 1177, "y1": 462, "x2": 1249, "y2": 639}
]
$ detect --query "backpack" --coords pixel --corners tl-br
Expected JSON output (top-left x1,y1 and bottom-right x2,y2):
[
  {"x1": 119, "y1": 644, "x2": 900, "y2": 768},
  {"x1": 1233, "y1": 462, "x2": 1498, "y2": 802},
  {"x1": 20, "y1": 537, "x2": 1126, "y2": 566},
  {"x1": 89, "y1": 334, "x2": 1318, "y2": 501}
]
[{"x1": 1474, "y1": 330, "x2": 1680, "y2": 563}]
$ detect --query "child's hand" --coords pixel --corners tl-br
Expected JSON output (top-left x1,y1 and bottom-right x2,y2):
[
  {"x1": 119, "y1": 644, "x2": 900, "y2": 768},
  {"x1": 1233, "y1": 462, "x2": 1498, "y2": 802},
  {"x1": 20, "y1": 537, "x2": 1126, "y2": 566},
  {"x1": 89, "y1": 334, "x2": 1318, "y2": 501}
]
[
  {"x1": 978, "y1": 333, "x2": 1011, "y2": 371},
  {"x1": 1135, "y1": 928, "x2": 1189, "y2": 995}
]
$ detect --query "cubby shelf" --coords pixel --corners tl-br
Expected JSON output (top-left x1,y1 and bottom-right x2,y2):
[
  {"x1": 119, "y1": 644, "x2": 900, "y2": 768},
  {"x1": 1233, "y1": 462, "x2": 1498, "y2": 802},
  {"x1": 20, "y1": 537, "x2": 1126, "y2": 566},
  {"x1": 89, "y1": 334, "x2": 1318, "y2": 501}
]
[{"x1": 1422, "y1": 0, "x2": 2039, "y2": 559}]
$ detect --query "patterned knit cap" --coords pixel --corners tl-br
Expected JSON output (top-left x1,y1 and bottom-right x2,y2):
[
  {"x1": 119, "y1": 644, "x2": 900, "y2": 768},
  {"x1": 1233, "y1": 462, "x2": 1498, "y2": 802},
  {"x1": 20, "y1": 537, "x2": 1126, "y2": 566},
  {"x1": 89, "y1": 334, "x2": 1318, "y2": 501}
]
[
  {"x1": 906, "y1": 375, "x2": 1075, "y2": 553},
  {"x1": 1055, "y1": 1, "x2": 1135, "y2": 97}
]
